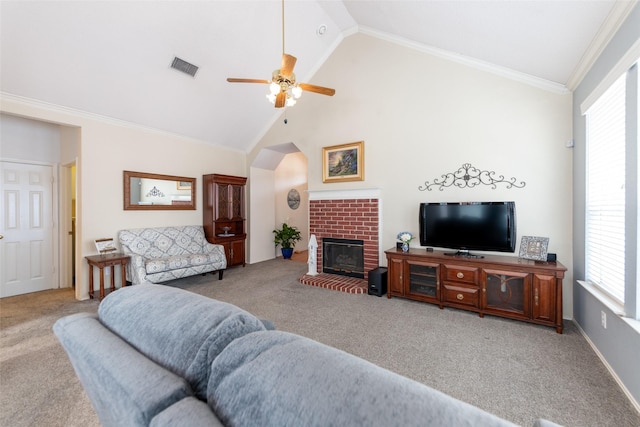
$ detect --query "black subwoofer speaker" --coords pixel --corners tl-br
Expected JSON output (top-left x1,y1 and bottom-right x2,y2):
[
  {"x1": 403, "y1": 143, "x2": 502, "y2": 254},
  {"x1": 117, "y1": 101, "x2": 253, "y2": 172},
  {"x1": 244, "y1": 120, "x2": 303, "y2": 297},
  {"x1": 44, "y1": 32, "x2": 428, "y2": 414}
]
[{"x1": 368, "y1": 267, "x2": 388, "y2": 297}]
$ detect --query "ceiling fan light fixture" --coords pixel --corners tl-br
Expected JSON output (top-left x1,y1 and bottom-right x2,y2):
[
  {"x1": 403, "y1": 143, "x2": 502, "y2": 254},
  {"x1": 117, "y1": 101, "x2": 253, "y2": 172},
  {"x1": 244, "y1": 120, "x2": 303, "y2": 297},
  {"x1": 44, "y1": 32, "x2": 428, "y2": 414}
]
[
  {"x1": 269, "y1": 82, "x2": 281, "y2": 95},
  {"x1": 226, "y1": 0, "x2": 335, "y2": 108}
]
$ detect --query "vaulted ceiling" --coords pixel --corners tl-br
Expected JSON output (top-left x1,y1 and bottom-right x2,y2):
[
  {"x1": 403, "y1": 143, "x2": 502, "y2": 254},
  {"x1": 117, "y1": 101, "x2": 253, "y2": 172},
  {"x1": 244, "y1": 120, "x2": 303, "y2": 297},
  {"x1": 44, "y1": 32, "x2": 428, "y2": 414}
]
[{"x1": 1, "y1": 1, "x2": 635, "y2": 152}]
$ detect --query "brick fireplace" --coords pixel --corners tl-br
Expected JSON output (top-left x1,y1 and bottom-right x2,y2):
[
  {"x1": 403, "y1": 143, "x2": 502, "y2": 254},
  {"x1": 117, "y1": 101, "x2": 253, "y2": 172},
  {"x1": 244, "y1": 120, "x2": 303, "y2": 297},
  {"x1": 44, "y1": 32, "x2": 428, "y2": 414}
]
[{"x1": 300, "y1": 189, "x2": 380, "y2": 293}]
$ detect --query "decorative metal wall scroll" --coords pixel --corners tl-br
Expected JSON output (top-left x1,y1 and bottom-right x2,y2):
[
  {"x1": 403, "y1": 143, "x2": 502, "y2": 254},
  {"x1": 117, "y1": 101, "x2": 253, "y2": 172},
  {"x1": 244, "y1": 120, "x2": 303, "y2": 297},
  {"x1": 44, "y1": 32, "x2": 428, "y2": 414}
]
[
  {"x1": 146, "y1": 186, "x2": 165, "y2": 197},
  {"x1": 418, "y1": 163, "x2": 526, "y2": 191}
]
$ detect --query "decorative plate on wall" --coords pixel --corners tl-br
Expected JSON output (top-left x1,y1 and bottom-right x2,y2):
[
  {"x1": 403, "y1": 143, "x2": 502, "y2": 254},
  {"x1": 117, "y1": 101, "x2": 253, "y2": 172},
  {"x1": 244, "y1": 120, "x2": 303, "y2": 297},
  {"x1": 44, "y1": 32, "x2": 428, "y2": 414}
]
[{"x1": 287, "y1": 189, "x2": 300, "y2": 210}]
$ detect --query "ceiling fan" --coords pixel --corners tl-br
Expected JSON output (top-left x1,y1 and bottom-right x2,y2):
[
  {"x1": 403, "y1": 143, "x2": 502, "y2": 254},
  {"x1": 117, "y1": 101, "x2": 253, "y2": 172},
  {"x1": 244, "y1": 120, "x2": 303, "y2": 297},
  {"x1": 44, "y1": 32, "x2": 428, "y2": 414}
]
[{"x1": 226, "y1": 0, "x2": 335, "y2": 108}]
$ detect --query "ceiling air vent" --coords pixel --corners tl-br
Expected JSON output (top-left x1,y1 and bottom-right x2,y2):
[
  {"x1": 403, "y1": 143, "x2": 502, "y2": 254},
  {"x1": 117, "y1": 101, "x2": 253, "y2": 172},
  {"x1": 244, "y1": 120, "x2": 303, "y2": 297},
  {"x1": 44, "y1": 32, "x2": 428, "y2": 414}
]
[{"x1": 171, "y1": 57, "x2": 198, "y2": 77}]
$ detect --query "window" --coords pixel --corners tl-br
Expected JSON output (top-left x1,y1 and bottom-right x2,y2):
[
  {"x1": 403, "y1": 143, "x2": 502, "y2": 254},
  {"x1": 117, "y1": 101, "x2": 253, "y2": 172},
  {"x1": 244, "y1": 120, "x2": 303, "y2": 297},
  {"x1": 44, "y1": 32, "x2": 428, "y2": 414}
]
[
  {"x1": 584, "y1": 59, "x2": 639, "y2": 319},
  {"x1": 585, "y1": 74, "x2": 626, "y2": 304}
]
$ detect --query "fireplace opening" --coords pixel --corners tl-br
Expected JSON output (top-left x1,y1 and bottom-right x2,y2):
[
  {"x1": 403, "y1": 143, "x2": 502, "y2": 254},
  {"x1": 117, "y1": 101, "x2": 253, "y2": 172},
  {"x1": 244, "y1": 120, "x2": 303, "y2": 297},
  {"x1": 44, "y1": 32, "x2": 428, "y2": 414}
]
[{"x1": 323, "y1": 238, "x2": 364, "y2": 279}]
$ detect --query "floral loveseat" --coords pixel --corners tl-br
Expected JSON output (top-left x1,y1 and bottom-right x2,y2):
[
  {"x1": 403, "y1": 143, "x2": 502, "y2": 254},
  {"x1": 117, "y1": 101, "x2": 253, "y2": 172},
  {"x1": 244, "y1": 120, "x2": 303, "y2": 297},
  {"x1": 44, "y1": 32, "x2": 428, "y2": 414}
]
[{"x1": 118, "y1": 226, "x2": 226, "y2": 285}]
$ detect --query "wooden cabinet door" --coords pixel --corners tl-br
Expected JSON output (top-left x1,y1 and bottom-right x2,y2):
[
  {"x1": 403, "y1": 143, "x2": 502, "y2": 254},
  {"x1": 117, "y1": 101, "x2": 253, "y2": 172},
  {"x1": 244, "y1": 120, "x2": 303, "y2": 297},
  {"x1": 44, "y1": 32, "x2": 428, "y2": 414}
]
[
  {"x1": 215, "y1": 183, "x2": 244, "y2": 220},
  {"x1": 387, "y1": 257, "x2": 404, "y2": 296},
  {"x1": 229, "y1": 184, "x2": 244, "y2": 219},
  {"x1": 229, "y1": 239, "x2": 245, "y2": 267},
  {"x1": 215, "y1": 183, "x2": 231, "y2": 220},
  {"x1": 532, "y1": 273, "x2": 556, "y2": 323},
  {"x1": 220, "y1": 239, "x2": 245, "y2": 267},
  {"x1": 482, "y1": 269, "x2": 530, "y2": 319},
  {"x1": 406, "y1": 260, "x2": 440, "y2": 302}
]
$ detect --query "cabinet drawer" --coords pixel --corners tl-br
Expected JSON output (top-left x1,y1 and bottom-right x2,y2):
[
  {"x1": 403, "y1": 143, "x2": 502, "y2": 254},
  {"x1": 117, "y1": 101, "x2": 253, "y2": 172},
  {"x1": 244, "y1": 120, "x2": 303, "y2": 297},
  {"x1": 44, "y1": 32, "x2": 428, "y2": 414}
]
[
  {"x1": 443, "y1": 283, "x2": 479, "y2": 307},
  {"x1": 443, "y1": 265, "x2": 479, "y2": 284}
]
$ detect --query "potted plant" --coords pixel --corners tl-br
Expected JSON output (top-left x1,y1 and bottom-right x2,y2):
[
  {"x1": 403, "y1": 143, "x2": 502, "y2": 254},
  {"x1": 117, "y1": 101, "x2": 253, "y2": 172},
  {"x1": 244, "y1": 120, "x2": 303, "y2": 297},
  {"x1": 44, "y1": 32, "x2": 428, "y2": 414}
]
[{"x1": 273, "y1": 222, "x2": 302, "y2": 259}]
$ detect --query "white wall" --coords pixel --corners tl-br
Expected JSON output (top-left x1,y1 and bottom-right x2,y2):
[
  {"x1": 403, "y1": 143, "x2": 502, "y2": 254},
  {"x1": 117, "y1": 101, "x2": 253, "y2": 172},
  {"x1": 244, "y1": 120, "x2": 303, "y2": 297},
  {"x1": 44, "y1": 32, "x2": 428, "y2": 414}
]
[
  {"x1": 1, "y1": 97, "x2": 246, "y2": 300},
  {"x1": 249, "y1": 33, "x2": 574, "y2": 316},
  {"x1": 1, "y1": 114, "x2": 61, "y2": 162},
  {"x1": 248, "y1": 166, "x2": 276, "y2": 263},
  {"x1": 274, "y1": 152, "x2": 308, "y2": 251}
]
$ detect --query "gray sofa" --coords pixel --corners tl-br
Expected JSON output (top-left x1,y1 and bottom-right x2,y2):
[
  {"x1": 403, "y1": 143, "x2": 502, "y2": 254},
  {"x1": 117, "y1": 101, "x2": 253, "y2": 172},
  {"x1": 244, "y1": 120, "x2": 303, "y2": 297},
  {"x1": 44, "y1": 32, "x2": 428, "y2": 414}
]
[
  {"x1": 118, "y1": 226, "x2": 226, "y2": 285},
  {"x1": 54, "y1": 284, "x2": 560, "y2": 427}
]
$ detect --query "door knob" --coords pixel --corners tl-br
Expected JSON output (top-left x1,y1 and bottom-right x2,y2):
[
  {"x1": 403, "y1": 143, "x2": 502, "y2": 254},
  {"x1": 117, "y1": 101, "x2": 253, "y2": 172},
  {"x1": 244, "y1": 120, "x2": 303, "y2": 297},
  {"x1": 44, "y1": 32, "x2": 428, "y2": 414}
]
[{"x1": 0, "y1": 234, "x2": 3, "y2": 240}]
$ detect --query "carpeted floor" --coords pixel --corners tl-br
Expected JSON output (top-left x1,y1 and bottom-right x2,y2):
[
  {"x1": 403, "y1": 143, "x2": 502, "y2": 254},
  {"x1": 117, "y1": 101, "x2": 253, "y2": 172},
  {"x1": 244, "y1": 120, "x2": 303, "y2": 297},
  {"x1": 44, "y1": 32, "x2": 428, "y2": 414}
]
[{"x1": 1, "y1": 258, "x2": 639, "y2": 427}]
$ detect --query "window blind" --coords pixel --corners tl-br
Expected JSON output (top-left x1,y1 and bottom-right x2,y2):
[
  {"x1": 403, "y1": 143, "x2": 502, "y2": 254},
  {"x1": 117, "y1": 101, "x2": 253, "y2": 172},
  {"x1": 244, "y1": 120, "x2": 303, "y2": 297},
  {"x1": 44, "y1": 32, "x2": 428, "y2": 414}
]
[{"x1": 585, "y1": 74, "x2": 626, "y2": 304}]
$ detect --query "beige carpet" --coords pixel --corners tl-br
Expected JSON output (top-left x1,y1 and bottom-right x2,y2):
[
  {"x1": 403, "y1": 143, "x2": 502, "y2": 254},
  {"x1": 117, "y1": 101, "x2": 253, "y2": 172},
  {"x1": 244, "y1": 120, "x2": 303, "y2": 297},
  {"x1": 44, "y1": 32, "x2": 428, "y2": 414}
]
[
  {"x1": 1, "y1": 288, "x2": 100, "y2": 426},
  {"x1": 2, "y1": 259, "x2": 639, "y2": 427}
]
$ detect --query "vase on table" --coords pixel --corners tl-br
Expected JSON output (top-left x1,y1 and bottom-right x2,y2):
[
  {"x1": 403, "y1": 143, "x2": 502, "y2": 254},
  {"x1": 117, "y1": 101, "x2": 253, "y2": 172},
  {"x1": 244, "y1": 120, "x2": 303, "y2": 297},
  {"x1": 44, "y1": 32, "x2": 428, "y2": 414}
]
[{"x1": 401, "y1": 242, "x2": 409, "y2": 252}]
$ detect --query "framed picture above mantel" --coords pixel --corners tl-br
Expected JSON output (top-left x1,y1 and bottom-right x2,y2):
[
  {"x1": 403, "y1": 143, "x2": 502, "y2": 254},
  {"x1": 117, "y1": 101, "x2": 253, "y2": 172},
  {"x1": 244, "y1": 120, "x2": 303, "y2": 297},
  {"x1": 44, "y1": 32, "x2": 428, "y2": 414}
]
[{"x1": 322, "y1": 141, "x2": 364, "y2": 183}]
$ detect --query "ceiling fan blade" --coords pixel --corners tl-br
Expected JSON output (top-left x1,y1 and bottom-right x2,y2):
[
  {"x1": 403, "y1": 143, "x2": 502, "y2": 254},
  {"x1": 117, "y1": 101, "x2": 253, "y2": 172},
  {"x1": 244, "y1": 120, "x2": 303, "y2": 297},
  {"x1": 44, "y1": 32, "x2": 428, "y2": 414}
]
[
  {"x1": 274, "y1": 92, "x2": 286, "y2": 108},
  {"x1": 280, "y1": 54, "x2": 297, "y2": 77},
  {"x1": 226, "y1": 78, "x2": 270, "y2": 84},
  {"x1": 298, "y1": 83, "x2": 336, "y2": 96}
]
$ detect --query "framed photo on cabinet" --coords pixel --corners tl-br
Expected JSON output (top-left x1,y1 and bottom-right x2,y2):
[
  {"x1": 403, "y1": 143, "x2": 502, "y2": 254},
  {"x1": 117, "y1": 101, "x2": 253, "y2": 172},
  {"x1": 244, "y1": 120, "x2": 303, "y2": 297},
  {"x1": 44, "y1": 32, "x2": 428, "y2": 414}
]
[
  {"x1": 94, "y1": 238, "x2": 116, "y2": 254},
  {"x1": 322, "y1": 141, "x2": 364, "y2": 183},
  {"x1": 518, "y1": 236, "x2": 549, "y2": 261}
]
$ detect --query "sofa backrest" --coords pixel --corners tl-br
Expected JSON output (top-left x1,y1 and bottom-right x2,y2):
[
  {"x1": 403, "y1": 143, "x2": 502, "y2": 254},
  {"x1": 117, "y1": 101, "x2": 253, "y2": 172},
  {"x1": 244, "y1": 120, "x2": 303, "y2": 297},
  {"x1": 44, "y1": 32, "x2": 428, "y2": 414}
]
[
  {"x1": 208, "y1": 331, "x2": 519, "y2": 427},
  {"x1": 98, "y1": 284, "x2": 267, "y2": 400},
  {"x1": 119, "y1": 225, "x2": 209, "y2": 259}
]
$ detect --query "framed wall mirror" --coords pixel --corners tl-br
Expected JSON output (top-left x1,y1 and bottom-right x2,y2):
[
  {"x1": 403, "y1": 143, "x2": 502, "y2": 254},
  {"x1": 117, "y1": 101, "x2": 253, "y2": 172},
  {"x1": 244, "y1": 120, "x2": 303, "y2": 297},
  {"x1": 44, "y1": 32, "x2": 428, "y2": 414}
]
[{"x1": 123, "y1": 171, "x2": 196, "y2": 210}]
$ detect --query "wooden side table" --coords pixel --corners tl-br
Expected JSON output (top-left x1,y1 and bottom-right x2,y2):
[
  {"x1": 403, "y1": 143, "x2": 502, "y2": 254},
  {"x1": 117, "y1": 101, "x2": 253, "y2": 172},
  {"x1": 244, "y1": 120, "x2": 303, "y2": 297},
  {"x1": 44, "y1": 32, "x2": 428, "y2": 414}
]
[{"x1": 86, "y1": 253, "x2": 131, "y2": 300}]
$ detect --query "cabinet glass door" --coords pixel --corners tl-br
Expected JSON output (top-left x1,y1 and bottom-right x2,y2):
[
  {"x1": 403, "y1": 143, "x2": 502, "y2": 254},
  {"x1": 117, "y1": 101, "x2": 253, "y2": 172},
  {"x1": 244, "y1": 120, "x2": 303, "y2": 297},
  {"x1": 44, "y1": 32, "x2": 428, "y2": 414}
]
[
  {"x1": 483, "y1": 270, "x2": 529, "y2": 318},
  {"x1": 230, "y1": 184, "x2": 243, "y2": 218},
  {"x1": 215, "y1": 183, "x2": 230, "y2": 220},
  {"x1": 407, "y1": 261, "x2": 439, "y2": 301}
]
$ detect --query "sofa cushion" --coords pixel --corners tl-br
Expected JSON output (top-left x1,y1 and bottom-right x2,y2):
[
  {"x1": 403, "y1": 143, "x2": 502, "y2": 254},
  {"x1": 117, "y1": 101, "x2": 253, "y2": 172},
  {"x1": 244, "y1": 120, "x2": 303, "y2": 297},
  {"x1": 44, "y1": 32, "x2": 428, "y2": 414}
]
[
  {"x1": 150, "y1": 397, "x2": 224, "y2": 427},
  {"x1": 145, "y1": 253, "x2": 222, "y2": 274},
  {"x1": 54, "y1": 313, "x2": 193, "y2": 427},
  {"x1": 208, "y1": 331, "x2": 518, "y2": 427},
  {"x1": 119, "y1": 226, "x2": 210, "y2": 259},
  {"x1": 98, "y1": 284, "x2": 267, "y2": 400}
]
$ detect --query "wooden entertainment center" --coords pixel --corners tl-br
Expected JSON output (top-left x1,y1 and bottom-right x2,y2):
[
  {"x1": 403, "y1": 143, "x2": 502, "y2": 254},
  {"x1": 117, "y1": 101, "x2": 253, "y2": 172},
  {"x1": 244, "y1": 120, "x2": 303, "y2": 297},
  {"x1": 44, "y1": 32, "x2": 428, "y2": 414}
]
[{"x1": 385, "y1": 248, "x2": 567, "y2": 333}]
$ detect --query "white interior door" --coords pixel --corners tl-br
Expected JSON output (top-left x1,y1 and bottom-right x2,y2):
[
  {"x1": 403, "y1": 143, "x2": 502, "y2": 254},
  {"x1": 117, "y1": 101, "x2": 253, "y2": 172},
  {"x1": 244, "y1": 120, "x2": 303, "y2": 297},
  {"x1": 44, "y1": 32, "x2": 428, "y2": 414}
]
[{"x1": 1, "y1": 161, "x2": 55, "y2": 297}]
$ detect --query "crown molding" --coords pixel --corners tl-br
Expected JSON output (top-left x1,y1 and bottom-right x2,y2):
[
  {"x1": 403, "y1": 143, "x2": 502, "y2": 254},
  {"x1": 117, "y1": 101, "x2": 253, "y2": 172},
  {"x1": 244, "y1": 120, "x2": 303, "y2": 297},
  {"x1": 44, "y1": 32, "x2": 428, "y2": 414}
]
[
  {"x1": 356, "y1": 26, "x2": 569, "y2": 95},
  {"x1": 567, "y1": 0, "x2": 639, "y2": 91},
  {"x1": 308, "y1": 188, "x2": 381, "y2": 200},
  {"x1": 0, "y1": 92, "x2": 244, "y2": 153}
]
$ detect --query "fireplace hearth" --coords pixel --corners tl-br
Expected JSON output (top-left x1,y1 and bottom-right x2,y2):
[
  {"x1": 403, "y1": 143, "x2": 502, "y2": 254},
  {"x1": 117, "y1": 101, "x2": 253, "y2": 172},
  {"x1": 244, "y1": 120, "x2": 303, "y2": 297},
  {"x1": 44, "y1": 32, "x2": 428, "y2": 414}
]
[{"x1": 323, "y1": 238, "x2": 364, "y2": 279}]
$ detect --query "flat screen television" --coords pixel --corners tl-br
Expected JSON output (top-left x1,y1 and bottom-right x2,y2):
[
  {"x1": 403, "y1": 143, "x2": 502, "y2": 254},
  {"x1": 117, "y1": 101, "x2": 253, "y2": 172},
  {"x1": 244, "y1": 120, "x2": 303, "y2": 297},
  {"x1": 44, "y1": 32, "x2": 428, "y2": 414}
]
[{"x1": 419, "y1": 201, "x2": 516, "y2": 256}]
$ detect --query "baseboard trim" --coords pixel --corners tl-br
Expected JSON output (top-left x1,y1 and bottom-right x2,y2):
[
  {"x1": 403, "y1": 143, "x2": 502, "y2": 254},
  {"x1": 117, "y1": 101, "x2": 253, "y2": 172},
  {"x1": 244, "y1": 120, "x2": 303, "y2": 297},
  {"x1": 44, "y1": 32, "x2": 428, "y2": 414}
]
[{"x1": 572, "y1": 319, "x2": 640, "y2": 414}]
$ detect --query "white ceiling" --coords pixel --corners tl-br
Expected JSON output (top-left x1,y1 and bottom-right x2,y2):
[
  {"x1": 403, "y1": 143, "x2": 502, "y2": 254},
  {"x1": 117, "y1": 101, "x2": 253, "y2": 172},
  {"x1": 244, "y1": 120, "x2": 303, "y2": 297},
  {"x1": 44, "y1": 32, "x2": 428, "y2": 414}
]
[{"x1": 1, "y1": 1, "x2": 635, "y2": 152}]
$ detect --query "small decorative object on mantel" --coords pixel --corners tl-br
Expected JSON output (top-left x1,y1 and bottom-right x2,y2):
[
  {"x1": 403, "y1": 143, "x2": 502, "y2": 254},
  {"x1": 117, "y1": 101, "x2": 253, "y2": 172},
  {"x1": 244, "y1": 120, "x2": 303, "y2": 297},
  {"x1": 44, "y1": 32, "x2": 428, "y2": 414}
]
[
  {"x1": 94, "y1": 238, "x2": 116, "y2": 255},
  {"x1": 519, "y1": 236, "x2": 549, "y2": 261},
  {"x1": 418, "y1": 162, "x2": 526, "y2": 191},
  {"x1": 397, "y1": 231, "x2": 413, "y2": 252}
]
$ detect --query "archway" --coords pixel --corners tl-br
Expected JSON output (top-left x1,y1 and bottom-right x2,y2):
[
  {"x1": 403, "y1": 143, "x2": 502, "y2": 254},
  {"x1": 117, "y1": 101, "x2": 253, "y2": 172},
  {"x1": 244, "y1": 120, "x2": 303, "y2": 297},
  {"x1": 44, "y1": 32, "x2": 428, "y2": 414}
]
[{"x1": 248, "y1": 143, "x2": 308, "y2": 264}]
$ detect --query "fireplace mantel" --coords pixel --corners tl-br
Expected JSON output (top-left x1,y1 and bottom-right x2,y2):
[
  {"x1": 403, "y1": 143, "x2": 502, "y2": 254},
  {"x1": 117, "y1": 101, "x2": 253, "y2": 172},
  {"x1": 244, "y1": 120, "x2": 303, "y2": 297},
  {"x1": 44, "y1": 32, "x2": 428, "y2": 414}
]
[{"x1": 307, "y1": 188, "x2": 381, "y2": 201}]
